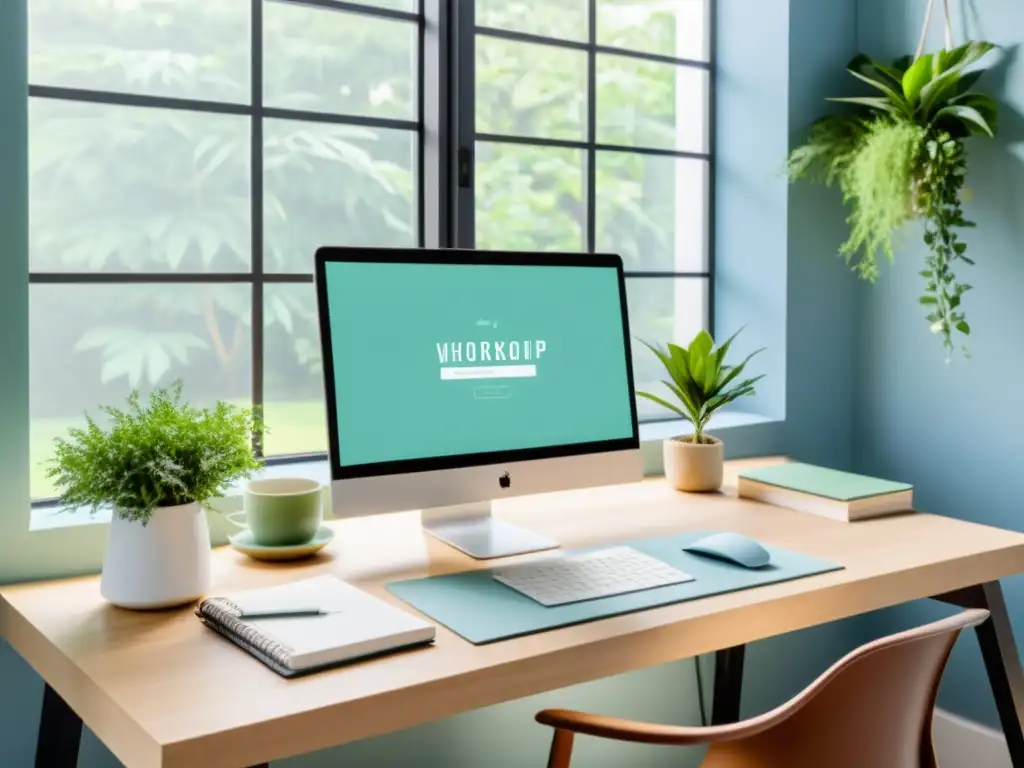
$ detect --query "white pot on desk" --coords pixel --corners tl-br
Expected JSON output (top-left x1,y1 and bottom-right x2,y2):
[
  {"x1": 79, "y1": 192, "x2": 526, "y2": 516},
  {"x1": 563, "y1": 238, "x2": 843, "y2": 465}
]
[
  {"x1": 663, "y1": 436, "x2": 724, "y2": 492},
  {"x1": 100, "y1": 502, "x2": 212, "y2": 610}
]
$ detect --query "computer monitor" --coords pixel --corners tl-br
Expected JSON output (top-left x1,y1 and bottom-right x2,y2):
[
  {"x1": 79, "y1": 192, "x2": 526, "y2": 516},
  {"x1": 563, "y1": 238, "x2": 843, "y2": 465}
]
[{"x1": 314, "y1": 247, "x2": 642, "y2": 559}]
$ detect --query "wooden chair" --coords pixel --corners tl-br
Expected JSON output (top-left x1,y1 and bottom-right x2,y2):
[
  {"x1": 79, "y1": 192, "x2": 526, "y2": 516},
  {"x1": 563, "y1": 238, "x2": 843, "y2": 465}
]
[{"x1": 537, "y1": 608, "x2": 990, "y2": 768}]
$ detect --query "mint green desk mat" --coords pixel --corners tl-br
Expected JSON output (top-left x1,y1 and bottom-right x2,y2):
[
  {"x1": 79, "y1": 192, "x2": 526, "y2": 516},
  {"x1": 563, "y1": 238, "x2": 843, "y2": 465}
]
[{"x1": 387, "y1": 531, "x2": 843, "y2": 645}]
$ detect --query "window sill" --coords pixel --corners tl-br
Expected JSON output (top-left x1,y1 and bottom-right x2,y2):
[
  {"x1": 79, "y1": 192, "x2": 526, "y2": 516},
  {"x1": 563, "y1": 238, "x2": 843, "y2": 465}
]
[
  {"x1": 638, "y1": 410, "x2": 776, "y2": 442},
  {"x1": 29, "y1": 411, "x2": 781, "y2": 532},
  {"x1": 28, "y1": 459, "x2": 334, "y2": 532}
]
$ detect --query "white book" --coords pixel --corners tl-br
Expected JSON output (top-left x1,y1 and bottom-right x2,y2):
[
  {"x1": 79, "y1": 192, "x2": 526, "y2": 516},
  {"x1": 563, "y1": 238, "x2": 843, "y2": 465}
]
[{"x1": 197, "y1": 575, "x2": 435, "y2": 677}]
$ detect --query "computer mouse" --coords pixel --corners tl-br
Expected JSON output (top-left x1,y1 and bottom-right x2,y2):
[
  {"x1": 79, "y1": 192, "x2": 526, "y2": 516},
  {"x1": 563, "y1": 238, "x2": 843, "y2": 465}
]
[{"x1": 683, "y1": 532, "x2": 771, "y2": 569}]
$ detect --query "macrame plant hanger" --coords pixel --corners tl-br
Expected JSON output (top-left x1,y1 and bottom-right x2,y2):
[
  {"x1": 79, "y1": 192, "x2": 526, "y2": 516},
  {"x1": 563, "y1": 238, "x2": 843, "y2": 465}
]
[{"x1": 915, "y1": 0, "x2": 956, "y2": 60}]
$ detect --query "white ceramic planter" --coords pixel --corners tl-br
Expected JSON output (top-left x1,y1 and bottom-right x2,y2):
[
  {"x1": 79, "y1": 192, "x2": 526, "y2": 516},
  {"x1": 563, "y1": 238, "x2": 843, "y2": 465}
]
[
  {"x1": 663, "y1": 436, "x2": 724, "y2": 492},
  {"x1": 100, "y1": 502, "x2": 212, "y2": 610}
]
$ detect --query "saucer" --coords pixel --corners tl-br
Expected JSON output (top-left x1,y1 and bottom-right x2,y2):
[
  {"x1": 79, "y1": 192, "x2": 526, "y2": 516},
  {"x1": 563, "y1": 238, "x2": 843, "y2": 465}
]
[{"x1": 229, "y1": 525, "x2": 334, "y2": 562}]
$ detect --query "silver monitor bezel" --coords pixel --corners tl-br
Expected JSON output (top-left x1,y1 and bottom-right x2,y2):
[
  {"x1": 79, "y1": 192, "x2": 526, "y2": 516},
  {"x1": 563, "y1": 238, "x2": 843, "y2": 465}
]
[{"x1": 314, "y1": 247, "x2": 642, "y2": 518}]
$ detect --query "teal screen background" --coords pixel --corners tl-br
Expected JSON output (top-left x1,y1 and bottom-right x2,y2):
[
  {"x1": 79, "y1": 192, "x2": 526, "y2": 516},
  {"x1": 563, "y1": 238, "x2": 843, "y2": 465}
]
[{"x1": 324, "y1": 261, "x2": 636, "y2": 466}]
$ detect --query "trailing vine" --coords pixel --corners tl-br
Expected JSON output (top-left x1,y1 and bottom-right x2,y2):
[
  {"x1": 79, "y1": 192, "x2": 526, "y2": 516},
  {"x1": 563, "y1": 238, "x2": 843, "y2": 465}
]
[{"x1": 918, "y1": 132, "x2": 974, "y2": 356}]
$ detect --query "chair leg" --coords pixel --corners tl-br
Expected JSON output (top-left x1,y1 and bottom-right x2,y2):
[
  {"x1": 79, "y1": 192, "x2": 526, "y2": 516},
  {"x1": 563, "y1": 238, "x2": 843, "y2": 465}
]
[{"x1": 547, "y1": 729, "x2": 575, "y2": 768}]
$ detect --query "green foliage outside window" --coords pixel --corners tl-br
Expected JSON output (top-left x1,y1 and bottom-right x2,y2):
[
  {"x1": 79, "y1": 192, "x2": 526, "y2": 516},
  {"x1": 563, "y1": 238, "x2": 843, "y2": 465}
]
[{"x1": 29, "y1": 0, "x2": 705, "y2": 497}]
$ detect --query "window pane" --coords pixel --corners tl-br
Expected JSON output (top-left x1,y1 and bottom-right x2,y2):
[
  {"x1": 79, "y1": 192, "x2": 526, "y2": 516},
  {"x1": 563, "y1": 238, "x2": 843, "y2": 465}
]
[
  {"x1": 30, "y1": 99, "x2": 250, "y2": 273},
  {"x1": 30, "y1": 284, "x2": 252, "y2": 500},
  {"x1": 596, "y1": 54, "x2": 707, "y2": 152},
  {"x1": 475, "y1": 142, "x2": 584, "y2": 252},
  {"x1": 29, "y1": 0, "x2": 250, "y2": 103},
  {"x1": 264, "y1": 284, "x2": 327, "y2": 457},
  {"x1": 477, "y1": 0, "x2": 587, "y2": 42},
  {"x1": 263, "y1": 2, "x2": 416, "y2": 120},
  {"x1": 596, "y1": 153, "x2": 707, "y2": 272},
  {"x1": 264, "y1": 119, "x2": 416, "y2": 273},
  {"x1": 476, "y1": 36, "x2": 586, "y2": 141},
  {"x1": 597, "y1": 0, "x2": 708, "y2": 61},
  {"x1": 626, "y1": 278, "x2": 706, "y2": 421}
]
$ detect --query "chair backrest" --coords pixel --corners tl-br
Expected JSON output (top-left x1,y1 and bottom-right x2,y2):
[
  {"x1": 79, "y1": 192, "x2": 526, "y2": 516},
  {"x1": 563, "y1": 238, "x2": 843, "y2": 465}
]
[{"x1": 703, "y1": 608, "x2": 990, "y2": 768}]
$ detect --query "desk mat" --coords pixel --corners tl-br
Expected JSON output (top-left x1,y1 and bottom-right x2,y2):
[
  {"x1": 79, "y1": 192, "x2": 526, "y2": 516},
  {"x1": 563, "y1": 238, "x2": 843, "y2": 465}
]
[{"x1": 387, "y1": 531, "x2": 843, "y2": 645}]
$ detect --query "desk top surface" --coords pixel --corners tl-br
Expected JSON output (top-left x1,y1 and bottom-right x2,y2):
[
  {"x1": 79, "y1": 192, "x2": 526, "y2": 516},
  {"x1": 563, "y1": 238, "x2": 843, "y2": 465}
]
[{"x1": 4, "y1": 457, "x2": 1024, "y2": 768}]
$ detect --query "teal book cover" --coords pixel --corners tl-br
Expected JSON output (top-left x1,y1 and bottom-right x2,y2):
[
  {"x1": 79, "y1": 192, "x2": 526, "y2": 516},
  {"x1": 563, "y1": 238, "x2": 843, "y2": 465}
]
[{"x1": 739, "y1": 463, "x2": 912, "y2": 501}]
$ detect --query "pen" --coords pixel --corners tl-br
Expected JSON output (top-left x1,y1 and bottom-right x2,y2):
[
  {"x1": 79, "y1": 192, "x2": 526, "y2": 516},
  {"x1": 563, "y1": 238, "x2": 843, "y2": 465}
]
[{"x1": 237, "y1": 608, "x2": 326, "y2": 619}]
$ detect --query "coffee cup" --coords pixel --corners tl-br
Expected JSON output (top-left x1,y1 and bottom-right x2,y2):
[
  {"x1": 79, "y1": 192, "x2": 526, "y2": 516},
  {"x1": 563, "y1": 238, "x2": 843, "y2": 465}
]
[{"x1": 227, "y1": 478, "x2": 324, "y2": 547}]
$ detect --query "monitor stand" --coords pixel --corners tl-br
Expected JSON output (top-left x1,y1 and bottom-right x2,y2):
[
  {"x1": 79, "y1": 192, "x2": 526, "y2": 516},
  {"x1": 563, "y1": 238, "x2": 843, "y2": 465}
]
[{"x1": 421, "y1": 502, "x2": 560, "y2": 560}]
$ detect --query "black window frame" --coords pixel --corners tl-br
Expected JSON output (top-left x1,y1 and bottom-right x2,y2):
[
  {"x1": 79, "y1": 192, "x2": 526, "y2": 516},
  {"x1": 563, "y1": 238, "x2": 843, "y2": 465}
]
[
  {"x1": 459, "y1": 0, "x2": 716, "y2": 425},
  {"x1": 27, "y1": 0, "x2": 715, "y2": 504}
]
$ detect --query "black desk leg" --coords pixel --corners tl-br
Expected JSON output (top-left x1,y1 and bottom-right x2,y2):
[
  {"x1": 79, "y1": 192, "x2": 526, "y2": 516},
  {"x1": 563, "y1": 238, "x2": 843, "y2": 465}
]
[
  {"x1": 36, "y1": 684, "x2": 82, "y2": 768},
  {"x1": 35, "y1": 683, "x2": 271, "y2": 768},
  {"x1": 711, "y1": 644, "x2": 746, "y2": 725},
  {"x1": 936, "y1": 581, "x2": 1024, "y2": 767}
]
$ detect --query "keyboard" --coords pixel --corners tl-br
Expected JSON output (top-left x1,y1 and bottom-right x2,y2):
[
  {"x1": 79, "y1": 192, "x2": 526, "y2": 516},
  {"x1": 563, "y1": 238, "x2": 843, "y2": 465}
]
[{"x1": 491, "y1": 546, "x2": 695, "y2": 607}]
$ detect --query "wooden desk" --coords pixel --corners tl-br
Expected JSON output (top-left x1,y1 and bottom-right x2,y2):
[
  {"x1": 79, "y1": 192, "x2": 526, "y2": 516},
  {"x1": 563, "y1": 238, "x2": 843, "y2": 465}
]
[{"x1": 4, "y1": 458, "x2": 1024, "y2": 768}]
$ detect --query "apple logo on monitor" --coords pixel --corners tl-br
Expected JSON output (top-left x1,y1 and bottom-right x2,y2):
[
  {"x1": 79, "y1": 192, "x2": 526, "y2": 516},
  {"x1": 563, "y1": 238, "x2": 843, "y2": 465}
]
[{"x1": 499, "y1": 472, "x2": 511, "y2": 489}]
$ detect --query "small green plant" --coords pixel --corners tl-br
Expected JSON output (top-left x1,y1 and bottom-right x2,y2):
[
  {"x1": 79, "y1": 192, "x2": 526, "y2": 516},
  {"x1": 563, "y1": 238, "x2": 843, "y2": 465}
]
[
  {"x1": 47, "y1": 381, "x2": 262, "y2": 524},
  {"x1": 638, "y1": 329, "x2": 764, "y2": 445},
  {"x1": 787, "y1": 42, "x2": 999, "y2": 356}
]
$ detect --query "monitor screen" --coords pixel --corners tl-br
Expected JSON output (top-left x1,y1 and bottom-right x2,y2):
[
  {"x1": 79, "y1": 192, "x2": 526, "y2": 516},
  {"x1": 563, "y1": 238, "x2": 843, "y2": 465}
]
[{"x1": 318, "y1": 253, "x2": 638, "y2": 477}]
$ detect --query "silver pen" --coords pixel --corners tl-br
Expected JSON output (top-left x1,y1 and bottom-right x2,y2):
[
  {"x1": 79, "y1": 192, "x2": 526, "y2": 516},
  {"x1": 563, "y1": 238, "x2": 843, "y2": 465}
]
[{"x1": 236, "y1": 608, "x2": 326, "y2": 619}]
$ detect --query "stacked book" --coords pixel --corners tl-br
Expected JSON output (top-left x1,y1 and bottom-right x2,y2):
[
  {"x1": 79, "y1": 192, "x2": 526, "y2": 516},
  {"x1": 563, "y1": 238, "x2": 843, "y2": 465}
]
[{"x1": 738, "y1": 463, "x2": 913, "y2": 522}]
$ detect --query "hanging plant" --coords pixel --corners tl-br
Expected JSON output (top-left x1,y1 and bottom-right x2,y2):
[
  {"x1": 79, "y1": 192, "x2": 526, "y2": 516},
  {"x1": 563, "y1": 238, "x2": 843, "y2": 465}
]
[{"x1": 787, "y1": 1, "x2": 999, "y2": 358}]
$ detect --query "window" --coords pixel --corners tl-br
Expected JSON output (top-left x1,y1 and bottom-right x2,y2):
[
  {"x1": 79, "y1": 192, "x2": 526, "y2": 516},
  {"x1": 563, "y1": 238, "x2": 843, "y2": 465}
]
[
  {"x1": 27, "y1": 0, "x2": 712, "y2": 502},
  {"x1": 27, "y1": 0, "x2": 422, "y2": 501},
  {"x1": 472, "y1": 0, "x2": 712, "y2": 421}
]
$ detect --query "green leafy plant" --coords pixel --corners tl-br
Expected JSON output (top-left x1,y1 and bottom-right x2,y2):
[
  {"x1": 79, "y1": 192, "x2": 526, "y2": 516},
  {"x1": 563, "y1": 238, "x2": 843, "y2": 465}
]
[
  {"x1": 637, "y1": 329, "x2": 764, "y2": 445},
  {"x1": 46, "y1": 382, "x2": 262, "y2": 524},
  {"x1": 787, "y1": 42, "x2": 999, "y2": 356}
]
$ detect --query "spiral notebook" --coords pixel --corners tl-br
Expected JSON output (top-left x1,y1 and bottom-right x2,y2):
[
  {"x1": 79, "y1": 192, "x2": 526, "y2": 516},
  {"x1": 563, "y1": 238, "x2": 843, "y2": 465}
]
[{"x1": 196, "y1": 575, "x2": 436, "y2": 678}]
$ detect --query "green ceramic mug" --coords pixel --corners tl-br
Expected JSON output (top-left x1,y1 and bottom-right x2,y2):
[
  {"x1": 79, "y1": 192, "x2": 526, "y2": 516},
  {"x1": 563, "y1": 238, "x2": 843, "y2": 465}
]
[{"x1": 228, "y1": 478, "x2": 324, "y2": 547}]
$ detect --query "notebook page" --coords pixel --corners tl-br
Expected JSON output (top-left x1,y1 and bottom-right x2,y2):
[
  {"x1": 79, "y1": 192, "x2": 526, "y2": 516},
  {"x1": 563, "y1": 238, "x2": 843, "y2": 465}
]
[{"x1": 222, "y1": 575, "x2": 433, "y2": 664}]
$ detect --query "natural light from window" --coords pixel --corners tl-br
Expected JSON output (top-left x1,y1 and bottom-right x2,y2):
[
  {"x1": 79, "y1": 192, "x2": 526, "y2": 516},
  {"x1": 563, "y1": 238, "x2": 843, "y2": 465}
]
[{"x1": 26, "y1": 0, "x2": 711, "y2": 502}]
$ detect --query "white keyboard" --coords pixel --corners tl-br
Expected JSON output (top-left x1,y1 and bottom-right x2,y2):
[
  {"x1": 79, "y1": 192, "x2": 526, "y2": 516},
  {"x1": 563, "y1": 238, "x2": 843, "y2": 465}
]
[{"x1": 491, "y1": 546, "x2": 695, "y2": 607}]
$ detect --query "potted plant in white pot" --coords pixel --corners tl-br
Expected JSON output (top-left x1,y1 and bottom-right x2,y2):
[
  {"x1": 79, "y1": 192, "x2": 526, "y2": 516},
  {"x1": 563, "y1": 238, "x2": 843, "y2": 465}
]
[
  {"x1": 638, "y1": 329, "x2": 764, "y2": 492},
  {"x1": 47, "y1": 382, "x2": 262, "y2": 610}
]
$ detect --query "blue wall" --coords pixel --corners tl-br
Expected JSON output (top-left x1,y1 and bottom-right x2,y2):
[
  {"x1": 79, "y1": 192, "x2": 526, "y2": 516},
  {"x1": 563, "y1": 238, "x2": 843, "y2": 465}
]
[
  {"x1": 784, "y1": 0, "x2": 860, "y2": 469},
  {"x1": 853, "y1": 0, "x2": 1024, "y2": 728},
  {"x1": 714, "y1": 0, "x2": 790, "y2": 422}
]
